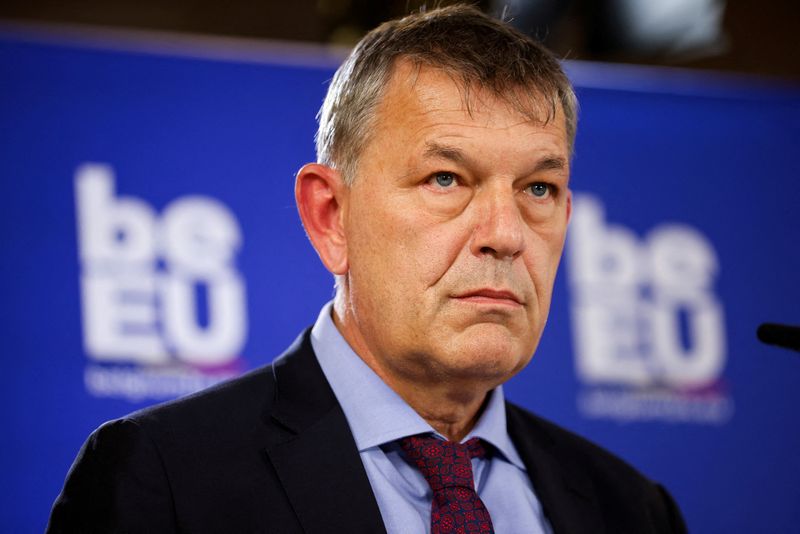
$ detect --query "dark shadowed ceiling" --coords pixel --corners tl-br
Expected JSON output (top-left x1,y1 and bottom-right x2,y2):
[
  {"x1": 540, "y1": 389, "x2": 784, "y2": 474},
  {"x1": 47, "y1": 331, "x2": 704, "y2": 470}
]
[{"x1": 1, "y1": 0, "x2": 797, "y2": 81}]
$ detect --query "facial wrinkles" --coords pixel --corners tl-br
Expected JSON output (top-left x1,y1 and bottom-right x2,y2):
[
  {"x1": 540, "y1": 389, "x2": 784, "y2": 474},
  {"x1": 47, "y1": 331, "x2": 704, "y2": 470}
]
[
  {"x1": 443, "y1": 253, "x2": 532, "y2": 303},
  {"x1": 411, "y1": 156, "x2": 555, "y2": 309},
  {"x1": 373, "y1": 67, "x2": 567, "y2": 306},
  {"x1": 413, "y1": 78, "x2": 552, "y2": 135},
  {"x1": 430, "y1": 189, "x2": 536, "y2": 308}
]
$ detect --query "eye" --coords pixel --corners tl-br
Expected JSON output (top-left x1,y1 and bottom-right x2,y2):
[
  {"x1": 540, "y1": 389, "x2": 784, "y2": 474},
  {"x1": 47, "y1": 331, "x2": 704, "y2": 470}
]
[
  {"x1": 430, "y1": 172, "x2": 457, "y2": 188},
  {"x1": 527, "y1": 182, "x2": 552, "y2": 199}
]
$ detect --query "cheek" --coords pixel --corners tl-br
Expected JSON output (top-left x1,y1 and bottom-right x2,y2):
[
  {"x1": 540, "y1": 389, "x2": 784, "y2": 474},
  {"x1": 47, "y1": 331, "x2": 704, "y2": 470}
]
[
  {"x1": 416, "y1": 229, "x2": 464, "y2": 282},
  {"x1": 384, "y1": 206, "x2": 467, "y2": 286},
  {"x1": 345, "y1": 211, "x2": 437, "y2": 306}
]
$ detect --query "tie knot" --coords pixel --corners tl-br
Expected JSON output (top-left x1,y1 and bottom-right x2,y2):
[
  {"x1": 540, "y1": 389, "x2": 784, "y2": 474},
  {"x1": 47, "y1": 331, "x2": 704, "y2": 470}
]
[{"x1": 400, "y1": 435, "x2": 486, "y2": 491}]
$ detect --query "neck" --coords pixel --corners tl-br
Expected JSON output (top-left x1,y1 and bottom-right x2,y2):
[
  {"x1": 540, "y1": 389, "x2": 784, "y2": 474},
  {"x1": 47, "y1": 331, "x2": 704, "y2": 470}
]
[
  {"x1": 332, "y1": 303, "x2": 490, "y2": 442},
  {"x1": 402, "y1": 383, "x2": 488, "y2": 442}
]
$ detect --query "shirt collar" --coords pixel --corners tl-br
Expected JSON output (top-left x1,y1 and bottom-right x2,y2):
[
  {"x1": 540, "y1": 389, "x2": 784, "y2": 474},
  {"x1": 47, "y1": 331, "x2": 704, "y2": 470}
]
[{"x1": 310, "y1": 302, "x2": 526, "y2": 470}]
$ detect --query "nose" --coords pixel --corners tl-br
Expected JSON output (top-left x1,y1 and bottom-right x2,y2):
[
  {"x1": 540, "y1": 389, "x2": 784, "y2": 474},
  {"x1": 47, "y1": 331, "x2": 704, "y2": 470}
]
[{"x1": 470, "y1": 187, "x2": 525, "y2": 260}]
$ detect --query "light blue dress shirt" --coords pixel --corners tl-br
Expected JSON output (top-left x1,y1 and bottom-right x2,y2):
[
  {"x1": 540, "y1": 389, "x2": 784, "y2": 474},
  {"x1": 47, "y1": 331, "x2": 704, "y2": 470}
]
[{"x1": 310, "y1": 303, "x2": 553, "y2": 534}]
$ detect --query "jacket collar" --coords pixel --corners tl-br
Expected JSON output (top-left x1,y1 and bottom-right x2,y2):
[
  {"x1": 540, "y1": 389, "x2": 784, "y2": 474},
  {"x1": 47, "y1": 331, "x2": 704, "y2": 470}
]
[
  {"x1": 506, "y1": 403, "x2": 605, "y2": 534},
  {"x1": 259, "y1": 330, "x2": 387, "y2": 534}
]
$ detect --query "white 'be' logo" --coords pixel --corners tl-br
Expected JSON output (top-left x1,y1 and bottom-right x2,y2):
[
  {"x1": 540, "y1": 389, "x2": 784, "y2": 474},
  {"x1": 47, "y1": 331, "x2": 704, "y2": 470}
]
[
  {"x1": 567, "y1": 195, "x2": 725, "y2": 388},
  {"x1": 75, "y1": 163, "x2": 247, "y2": 366}
]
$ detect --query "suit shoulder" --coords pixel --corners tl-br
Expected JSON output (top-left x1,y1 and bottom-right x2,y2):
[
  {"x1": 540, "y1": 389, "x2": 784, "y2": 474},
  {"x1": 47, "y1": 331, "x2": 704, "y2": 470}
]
[
  {"x1": 123, "y1": 364, "x2": 276, "y2": 438},
  {"x1": 89, "y1": 328, "x2": 313, "y2": 452},
  {"x1": 506, "y1": 402, "x2": 687, "y2": 533},
  {"x1": 506, "y1": 401, "x2": 649, "y2": 482}
]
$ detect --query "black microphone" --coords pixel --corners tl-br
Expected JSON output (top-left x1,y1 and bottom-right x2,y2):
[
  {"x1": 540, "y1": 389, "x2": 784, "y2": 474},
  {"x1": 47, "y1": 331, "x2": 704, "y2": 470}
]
[{"x1": 757, "y1": 323, "x2": 800, "y2": 352}]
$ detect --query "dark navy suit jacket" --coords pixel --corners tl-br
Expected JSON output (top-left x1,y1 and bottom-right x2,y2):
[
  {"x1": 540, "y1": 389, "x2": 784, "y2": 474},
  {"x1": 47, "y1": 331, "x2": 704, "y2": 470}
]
[{"x1": 47, "y1": 330, "x2": 687, "y2": 533}]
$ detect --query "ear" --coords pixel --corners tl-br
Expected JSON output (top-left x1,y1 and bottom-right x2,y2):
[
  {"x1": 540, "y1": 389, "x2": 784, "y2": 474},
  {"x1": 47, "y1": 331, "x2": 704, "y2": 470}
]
[{"x1": 295, "y1": 163, "x2": 349, "y2": 275}]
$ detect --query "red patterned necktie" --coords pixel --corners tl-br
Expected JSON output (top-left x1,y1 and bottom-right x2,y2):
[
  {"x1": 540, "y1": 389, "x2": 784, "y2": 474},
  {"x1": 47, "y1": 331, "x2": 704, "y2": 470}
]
[{"x1": 400, "y1": 435, "x2": 495, "y2": 534}]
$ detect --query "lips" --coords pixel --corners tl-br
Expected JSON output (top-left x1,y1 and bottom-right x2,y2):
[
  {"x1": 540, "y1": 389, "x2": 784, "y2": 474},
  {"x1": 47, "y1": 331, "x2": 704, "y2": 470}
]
[{"x1": 453, "y1": 288, "x2": 523, "y2": 306}]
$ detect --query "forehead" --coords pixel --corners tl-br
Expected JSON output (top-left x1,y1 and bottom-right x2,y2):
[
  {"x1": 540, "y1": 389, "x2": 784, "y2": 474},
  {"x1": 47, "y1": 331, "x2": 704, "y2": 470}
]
[{"x1": 373, "y1": 60, "x2": 568, "y2": 151}]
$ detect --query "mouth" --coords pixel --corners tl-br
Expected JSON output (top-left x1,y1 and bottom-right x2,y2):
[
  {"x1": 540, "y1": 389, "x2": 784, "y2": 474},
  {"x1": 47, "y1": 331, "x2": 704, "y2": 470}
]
[{"x1": 452, "y1": 288, "x2": 524, "y2": 307}]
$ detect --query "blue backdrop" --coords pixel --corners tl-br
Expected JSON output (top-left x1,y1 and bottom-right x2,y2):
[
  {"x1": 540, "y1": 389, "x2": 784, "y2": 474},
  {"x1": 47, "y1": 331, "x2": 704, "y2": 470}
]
[{"x1": 2, "y1": 26, "x2": 799, "y2": 533}]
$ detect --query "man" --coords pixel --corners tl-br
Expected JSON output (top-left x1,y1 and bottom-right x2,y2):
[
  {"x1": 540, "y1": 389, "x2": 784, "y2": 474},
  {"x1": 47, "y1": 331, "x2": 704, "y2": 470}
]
[{"x1": 48, "y1": 5, "x2": 687, "y2": 533}]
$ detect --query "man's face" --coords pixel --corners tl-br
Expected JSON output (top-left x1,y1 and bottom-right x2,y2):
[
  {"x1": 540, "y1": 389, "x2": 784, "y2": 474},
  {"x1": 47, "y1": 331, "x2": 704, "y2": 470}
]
[{"x1": 338, "y1": 61, "x2": 572, "y2": 391}]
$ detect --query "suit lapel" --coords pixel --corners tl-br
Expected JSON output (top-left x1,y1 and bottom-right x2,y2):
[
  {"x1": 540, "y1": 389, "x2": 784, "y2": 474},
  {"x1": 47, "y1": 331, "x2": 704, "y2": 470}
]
[
  {"x1": 506, "y1": 403, "x2": 605, "y2": 534},
  {"x1": 259, "y1": 331, "x2": 387, "y2": 534}
]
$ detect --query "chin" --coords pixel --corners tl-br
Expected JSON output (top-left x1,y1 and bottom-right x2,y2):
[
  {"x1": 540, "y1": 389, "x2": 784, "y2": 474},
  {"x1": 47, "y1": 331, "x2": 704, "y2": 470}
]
[{"x1": 462, "y1": 322, "x2": 535, "y2": 353}]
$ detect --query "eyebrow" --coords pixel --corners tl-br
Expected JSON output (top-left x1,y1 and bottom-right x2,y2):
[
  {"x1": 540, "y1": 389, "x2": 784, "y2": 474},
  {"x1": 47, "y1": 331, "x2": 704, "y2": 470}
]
[
  {"x1": 534, "y1": 156, "x2": 568, "y2": 173},
  {"x1": 423, "y1": 141, "x2": 568, "y2": 174},
  {"x1": 423, "y1": 142, "x2": 468, "y2": 166}
]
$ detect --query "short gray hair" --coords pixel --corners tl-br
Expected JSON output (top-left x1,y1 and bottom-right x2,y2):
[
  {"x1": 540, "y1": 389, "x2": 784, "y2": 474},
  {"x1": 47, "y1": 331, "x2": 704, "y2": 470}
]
[{"x1": 315, "y1": 4, "x2": 578, "y2": 185}]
